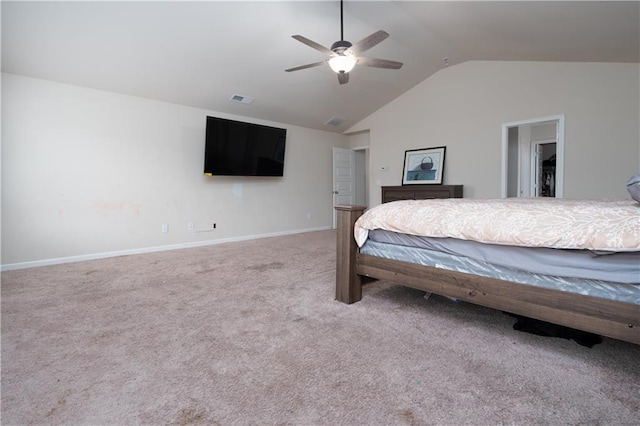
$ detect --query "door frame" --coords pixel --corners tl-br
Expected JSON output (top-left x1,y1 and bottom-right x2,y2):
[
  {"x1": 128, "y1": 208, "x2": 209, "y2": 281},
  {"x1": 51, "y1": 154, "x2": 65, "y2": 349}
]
[{"x1": 501, "y1": 114, "x2": 565, "y2": 198}]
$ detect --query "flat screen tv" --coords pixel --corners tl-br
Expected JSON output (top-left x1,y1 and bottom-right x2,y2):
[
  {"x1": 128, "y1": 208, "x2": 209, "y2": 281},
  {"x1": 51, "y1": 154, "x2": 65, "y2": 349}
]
[{"x1": 204, "y1": 116, "x2": 287, "y2": 177}]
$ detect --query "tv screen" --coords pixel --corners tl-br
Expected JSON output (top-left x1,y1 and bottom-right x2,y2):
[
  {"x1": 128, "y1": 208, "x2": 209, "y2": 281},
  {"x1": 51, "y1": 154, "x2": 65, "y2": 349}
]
[{"x1": 204, "y1": 116, "x2": 287, "y2": 177}]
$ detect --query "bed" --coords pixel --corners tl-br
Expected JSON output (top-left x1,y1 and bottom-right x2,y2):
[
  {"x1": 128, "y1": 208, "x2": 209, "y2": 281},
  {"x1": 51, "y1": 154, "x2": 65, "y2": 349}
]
[{"x1": 335, "y1": 185, "x2": 640, "y2": 345}]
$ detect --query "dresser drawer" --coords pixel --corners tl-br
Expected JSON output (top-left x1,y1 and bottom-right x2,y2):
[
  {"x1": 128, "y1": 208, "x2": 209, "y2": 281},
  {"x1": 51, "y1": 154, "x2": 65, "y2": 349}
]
[
  {"x1": 382, "y1": 185, "x2": 463, "y2": 203},
  {"x1": 383, "y1": 190, "x2": 415, "y2": 202},
  {"x1": 414, "y1": 189, "x2": 453, "y2": 199}
]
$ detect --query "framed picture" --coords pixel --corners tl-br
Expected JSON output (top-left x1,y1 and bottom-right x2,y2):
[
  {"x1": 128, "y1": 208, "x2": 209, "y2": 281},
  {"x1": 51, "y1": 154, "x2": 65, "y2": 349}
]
[{"x1": 402, "y1": 146, "x2": 446, "y2": 185}]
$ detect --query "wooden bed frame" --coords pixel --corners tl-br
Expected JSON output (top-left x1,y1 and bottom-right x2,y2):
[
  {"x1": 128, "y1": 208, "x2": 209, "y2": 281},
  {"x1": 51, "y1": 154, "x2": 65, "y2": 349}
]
[{"x1": 335, "y1": 203, "x2": 640, "y2": 345}]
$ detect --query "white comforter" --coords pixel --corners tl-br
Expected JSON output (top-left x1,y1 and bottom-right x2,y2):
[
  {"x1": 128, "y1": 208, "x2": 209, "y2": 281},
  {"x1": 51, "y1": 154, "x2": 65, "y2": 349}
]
[{"x1": 354, "y1": 198, "x2": 640, "y2": 252}]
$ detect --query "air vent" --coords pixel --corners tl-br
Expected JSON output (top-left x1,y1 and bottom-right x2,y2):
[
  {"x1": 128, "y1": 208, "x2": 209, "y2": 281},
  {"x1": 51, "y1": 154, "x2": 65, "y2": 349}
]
[
  {"x1": 324, "y1": 116, "x2": 347, "y2": 127},
  {"x1": 229, "y1": 94, "x2": 255, "y2": 105}
]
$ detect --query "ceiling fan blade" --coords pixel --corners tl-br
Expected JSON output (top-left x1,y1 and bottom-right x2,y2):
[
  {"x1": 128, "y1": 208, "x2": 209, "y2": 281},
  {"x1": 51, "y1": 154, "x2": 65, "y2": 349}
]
[
  {"x1": 349, "y1": 30, "x2": 389, "y2": 54},
  {"x1": 285, "y1": 61, "x2": 326, "y2": 72},
  {"x1": 292, "y1": 35, "x2": 335, "y2": 57},
  {"x1": 337, "y1": 72, "x2": 349, "y2": 85},
  {"x1": 357, "y1": 57, "x2": 403, "y2": 70}
]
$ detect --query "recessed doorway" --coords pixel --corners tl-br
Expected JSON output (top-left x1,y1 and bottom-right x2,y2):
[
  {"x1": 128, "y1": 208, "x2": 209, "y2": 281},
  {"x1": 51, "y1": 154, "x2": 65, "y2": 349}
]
[
  {"x1": 332, "y1": 146, "x2": 368, "y2": 228},
  {"x1": 501, "y1": 115, "x2": 564, "y2": 198}
]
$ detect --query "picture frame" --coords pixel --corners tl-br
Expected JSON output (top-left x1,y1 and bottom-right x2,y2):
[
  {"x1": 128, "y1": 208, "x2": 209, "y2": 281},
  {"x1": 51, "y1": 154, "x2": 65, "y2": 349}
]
[{"x1": 402, "y1": 146, "x2": 446, "y2": 185}]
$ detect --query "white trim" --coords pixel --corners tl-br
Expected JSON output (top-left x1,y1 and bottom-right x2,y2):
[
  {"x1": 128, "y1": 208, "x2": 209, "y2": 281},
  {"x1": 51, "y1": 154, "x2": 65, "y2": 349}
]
[
  {"x1": 501, "y1": 125, "x2": 509, "y2": 197},
  {"x1": 0, "y1": 226, "x2": 332, "y2": 271},
  {"x1": 555, "y1": 116, "x2": 565, "y2": 198},
  {"x1": 503, "y1": 114, "x2": 563, "y2": 128}
]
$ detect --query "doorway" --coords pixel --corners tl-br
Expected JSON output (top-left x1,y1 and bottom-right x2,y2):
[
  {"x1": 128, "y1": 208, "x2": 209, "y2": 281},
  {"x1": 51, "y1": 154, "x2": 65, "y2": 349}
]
[
  {"x1": 533, "y1": 141, "x2": 557, "y2": 197},
  {"x1": 332, "y1": 147, "x2": 368, "y2": 228},
  {"x1": 501, "y1": 115, "x2": 564, "y2": 198}
]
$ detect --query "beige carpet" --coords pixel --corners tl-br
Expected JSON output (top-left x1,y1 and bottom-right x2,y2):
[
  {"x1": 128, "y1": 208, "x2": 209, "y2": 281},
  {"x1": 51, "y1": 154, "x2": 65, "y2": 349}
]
[{"x1": 2, "y1": 230, "x2": 639, "y2": 425}]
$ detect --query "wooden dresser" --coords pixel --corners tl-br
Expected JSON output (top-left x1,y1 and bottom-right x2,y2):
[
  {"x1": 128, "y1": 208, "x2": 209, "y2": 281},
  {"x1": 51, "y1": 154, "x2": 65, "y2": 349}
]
[{"x1": 381, "y1": 185, "x2": 463, "y2": 203}]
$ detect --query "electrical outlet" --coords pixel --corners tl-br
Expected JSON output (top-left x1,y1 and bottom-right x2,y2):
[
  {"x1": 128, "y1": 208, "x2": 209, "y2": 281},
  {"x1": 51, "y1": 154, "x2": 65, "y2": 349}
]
[
  {"x1": 161, "y1": 224, "x2": 168, "y2": 233},
  {"x1": 307, "y1": 212, "x2": 312, "y2": 220},
  {"x1": 188, "y1": 222, "x2": 194, "y2": 231},
  {"x1": 213, "y1": 223, "x2": 217, "y2": 229}
]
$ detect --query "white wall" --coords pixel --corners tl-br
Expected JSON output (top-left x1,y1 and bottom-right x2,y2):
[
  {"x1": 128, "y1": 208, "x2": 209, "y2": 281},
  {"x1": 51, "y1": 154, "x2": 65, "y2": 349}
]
[
  {"x1": 348, "y1": 61, "x2": 640, "y2": 205},
  {"x1": 530, "y1": 122, "x2": 556, "y2": 142},
  {"x1": 348, "y1": 131, "x2": 370, "y2": 149},
  {"x1": 1, "y1": 73, "x2": 348, "y2": 268}
]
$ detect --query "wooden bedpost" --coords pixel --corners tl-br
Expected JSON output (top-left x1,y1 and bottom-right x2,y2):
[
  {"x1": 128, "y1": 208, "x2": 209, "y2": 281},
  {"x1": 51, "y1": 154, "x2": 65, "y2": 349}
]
[{"x1": 335, "y1": 205, "x2": 366, "y2": 304}]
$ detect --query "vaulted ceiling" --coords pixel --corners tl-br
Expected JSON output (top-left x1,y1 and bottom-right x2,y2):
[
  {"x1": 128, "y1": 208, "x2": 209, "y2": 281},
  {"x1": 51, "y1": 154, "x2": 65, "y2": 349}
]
[{"x1": 3, "y1": 1, "x2": 638, "y2": 133}]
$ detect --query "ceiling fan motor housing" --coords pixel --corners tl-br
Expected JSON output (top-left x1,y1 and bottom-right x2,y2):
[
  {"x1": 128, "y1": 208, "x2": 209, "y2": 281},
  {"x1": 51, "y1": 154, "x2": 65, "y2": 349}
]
[{"x1": 330, "y1": 40, "x2": 353, "y2": 54}]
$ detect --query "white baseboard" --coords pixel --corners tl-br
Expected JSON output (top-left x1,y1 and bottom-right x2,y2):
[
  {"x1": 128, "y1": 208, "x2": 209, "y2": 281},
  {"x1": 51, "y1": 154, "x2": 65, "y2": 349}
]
[{"x1": 1, "y1": 226, "x2": 333, "y2": 271}]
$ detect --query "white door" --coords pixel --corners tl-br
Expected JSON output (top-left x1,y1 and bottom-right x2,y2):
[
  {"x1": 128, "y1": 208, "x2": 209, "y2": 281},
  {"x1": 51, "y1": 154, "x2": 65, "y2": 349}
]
[{"x1": 332, "y1": 147, "x2": 355, "y2": 228}]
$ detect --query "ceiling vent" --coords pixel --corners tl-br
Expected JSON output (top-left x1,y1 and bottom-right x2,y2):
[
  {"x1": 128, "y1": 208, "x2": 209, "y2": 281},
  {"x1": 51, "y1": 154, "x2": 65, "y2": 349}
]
[
  {"x1": 229, "y1": 94, "x2": 254, "y2": 105},
  {"x1": 324, "y1": 116, "x2": 347, "y2": 127}
]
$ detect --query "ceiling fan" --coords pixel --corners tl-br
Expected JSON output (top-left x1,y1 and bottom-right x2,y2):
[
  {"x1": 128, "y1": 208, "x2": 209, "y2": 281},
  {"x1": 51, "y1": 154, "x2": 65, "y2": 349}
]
[{"x1": 285, "y1": 0, "x2": 403, "y2": 85}]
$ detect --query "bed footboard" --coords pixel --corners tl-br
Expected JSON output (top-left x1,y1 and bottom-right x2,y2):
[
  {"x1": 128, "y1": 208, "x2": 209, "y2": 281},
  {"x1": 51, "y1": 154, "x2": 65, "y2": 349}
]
[{"x1": 335, "y1": 205, "x2": 367, "y2": 304}]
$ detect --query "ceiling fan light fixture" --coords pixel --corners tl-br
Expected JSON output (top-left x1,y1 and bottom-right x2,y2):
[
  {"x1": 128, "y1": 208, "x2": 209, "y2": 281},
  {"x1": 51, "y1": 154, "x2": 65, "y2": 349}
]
[{"x1": 328, "y1": 54, "x2": 356, "y2": 73}]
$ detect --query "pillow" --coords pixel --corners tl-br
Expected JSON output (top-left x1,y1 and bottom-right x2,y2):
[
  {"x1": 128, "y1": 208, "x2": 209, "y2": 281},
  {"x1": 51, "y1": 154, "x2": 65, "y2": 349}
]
[{"x1": 626, "y1": 173, "x2": 640, "y2": 202}]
